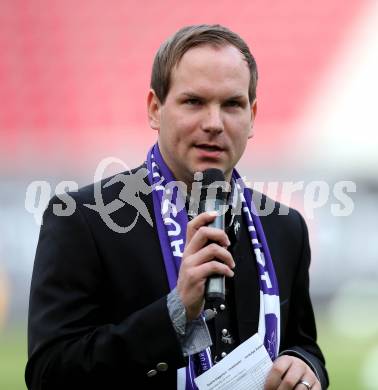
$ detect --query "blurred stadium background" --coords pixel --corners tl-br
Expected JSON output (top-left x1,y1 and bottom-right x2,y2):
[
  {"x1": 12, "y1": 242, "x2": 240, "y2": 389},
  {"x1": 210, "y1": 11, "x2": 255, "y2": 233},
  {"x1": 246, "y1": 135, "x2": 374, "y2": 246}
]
[{"x1": 0, "y1": 0, "x2": 377, "y2": 389}]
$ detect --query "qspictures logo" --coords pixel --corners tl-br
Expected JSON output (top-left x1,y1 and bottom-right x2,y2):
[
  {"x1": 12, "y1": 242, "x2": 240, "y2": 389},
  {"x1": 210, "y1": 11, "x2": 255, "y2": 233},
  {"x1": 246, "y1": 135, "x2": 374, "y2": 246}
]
[{"x1": 25, "y1": 157, "x2": 357, "y2": 233}]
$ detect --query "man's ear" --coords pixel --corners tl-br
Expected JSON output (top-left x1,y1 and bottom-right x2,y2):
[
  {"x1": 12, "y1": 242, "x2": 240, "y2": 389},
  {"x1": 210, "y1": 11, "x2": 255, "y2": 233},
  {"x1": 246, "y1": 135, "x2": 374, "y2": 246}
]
[
  {"x1": 147, "y1": 89, "x2": 162, "y2": 131},
  {"x1": 248, "y1": 98, "x2": 257, "y2": 139}
]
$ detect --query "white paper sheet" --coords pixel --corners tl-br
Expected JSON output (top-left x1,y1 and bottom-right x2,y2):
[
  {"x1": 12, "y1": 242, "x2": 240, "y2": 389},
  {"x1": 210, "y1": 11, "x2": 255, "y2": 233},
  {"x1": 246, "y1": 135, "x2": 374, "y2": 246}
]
[{"x1": 194, "y1": 333, "x2": 272, "y2": 390}]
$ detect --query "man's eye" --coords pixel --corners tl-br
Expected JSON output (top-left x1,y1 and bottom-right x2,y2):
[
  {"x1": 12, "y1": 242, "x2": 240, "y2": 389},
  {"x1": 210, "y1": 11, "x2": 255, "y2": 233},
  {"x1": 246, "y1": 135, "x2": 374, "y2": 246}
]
[
  {"x1": 185, "y1": 99, "x2": 201, "y2": 105},
  {"x1": 225, "y1": 100, "x2": 241, "y2": 107}
]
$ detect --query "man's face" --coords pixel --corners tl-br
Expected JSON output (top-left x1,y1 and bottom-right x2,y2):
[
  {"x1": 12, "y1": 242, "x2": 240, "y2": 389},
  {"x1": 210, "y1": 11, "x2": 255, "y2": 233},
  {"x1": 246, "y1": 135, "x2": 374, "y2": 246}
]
[{"x1": 148, "y1": 44, "x2": 257, "y2": 186}]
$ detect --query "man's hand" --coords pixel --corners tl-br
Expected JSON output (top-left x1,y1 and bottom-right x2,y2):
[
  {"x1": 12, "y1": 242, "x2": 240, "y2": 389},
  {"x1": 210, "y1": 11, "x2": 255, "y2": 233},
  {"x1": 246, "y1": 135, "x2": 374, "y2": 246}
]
[
  {"x1": 176, "y1": 211, "x2": 235, "y2": 321},
  {"x1": 264, "y1": 355, "x2": 321, "y2": 390}
]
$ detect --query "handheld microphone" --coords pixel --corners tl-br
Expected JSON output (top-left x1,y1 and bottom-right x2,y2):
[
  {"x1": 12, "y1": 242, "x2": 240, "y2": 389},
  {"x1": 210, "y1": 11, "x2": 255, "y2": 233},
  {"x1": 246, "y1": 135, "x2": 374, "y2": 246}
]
[{"x1": 199, "y1": 168, "x2": 229, "y2": 304}]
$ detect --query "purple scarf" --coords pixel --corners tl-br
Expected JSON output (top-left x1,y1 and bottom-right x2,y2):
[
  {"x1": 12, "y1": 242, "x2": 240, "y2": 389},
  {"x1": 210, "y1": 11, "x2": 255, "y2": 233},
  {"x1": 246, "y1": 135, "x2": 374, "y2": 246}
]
[{"x1": 147, "y1": 143, "x2": 280, "y2": 389}]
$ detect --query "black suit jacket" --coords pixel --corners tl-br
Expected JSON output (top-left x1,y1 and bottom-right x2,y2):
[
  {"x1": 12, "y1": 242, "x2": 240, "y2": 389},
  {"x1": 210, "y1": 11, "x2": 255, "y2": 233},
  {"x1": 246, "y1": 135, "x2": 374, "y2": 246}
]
[{"x1": 26, "y1": 167, "x2": 328, "y2": 389}]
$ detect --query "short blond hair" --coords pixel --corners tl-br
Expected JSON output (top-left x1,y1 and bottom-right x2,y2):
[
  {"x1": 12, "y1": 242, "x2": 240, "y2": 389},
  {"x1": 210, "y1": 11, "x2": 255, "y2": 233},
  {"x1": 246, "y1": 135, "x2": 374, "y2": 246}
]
[{"x1": 150, "y1": 24, "x2": 258, "y2": 104}]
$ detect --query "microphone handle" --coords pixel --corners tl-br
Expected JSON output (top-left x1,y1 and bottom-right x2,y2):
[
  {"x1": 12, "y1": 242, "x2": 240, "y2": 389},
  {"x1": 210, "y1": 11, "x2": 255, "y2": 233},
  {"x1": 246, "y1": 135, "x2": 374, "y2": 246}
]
[{"x1": 201, "y1": 199, "x2": 226, "y2": 303}]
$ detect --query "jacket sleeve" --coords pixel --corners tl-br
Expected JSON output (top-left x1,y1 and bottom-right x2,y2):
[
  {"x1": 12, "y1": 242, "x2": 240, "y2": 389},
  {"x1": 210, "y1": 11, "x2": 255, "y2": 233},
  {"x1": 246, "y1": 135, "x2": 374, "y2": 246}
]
[
  {"x1": 279, "y1": 210, "x2": 329, "y2": 389},
  {"x1": 25, "y1": 196, "x2": 186, "y2": 390}
]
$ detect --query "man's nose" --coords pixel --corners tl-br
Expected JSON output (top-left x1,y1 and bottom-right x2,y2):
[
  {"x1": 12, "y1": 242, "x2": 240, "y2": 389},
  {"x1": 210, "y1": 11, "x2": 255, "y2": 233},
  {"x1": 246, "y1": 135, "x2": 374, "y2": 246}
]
[{"x1": 201, "y1": 105, "x2": 224, "y2": 134}]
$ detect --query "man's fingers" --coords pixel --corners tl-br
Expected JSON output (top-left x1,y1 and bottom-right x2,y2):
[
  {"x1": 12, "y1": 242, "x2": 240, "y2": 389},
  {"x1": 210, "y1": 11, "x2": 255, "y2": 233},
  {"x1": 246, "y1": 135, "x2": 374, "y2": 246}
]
[
  {"x1": 182, "y1": 259, "x2": 234, "y2": 289},
  {"x1": 294, "y1": 371, "x2": 321, "y2": 390},
  {"x1": 196, "y1": 259, "x2": 235, "y2": 280},
  {"x1": 276, "y1": 364, "x2": 306, "y2": 390},
  {"x1": 310, "y1": 380, "x2": 322, "y2": 390},
  {"x1": 264, "y1": 356, "x2": 292, "y2": 390},
  {"x1": 185, "y1": 225, "x2": 230, "y2": 256},
  {"x1": 186, "y1": 242, "x2": 235, "y2": 270},
  {"x1": 265, "y1": 356, "x2": 320, "y2": 390},
  {"x1": 292, "y1": 378, "x2": 320, "y2": 390},
  {"x1": 186, "y1": 211, "x2": 218, "y2": 243}
]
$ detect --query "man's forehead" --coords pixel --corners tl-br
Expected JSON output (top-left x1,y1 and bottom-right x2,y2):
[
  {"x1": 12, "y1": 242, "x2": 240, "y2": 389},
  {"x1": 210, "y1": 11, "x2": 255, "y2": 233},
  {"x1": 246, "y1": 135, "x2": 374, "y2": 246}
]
[
  {"x1": 173, "y1": 43, "x2": 246, "y2": 71},
  {"x1": 168, "y1": 44, "x2": 250, "y2": 96}
]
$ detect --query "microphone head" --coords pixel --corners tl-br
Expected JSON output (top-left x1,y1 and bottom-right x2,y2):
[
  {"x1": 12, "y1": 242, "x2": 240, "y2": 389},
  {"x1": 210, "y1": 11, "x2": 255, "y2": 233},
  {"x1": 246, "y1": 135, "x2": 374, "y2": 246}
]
[
  {"x1": 200, "y1": 168, "x2": 227, "y2": 203},
  {"x1": 202, "y1": 168, "x2": 225, "y2": 186}
]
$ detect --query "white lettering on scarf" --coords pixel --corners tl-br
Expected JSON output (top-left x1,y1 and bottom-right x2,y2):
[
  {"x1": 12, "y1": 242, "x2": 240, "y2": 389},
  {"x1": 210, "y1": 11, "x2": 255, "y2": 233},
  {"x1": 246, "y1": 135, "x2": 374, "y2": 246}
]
[
  {"x1": 261, "y1": 272, "x2": 273, "y2": 289},
  {"x1": 162, "y1": 198, "x2": 178, "y2": 218},
  {"x1": 164, "y1": 218, "x2": 181, "y2": 236},
  {"x1": 255, "y1": 250, "x2": 265, "y2": 266},
  {"x1": 255, "y1": 251, "x2": 273, "y2": 288},
  {"x1": 171, "y1": 239, "x2": 184, "y2": 257}
]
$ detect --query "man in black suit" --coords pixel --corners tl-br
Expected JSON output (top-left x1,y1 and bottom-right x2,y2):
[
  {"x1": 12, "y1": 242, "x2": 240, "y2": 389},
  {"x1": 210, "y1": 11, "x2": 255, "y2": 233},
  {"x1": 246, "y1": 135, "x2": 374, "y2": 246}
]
[{"x1": 26, "y1": 25, "x2": 328, "y2": 390}]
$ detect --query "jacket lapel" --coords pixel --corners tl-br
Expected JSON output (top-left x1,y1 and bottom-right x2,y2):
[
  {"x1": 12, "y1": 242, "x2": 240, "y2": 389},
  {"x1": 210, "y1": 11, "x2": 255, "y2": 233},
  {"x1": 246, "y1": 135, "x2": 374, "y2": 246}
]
[{"x1": 233, "y1": 217, "x2": 261, "y2": 343}]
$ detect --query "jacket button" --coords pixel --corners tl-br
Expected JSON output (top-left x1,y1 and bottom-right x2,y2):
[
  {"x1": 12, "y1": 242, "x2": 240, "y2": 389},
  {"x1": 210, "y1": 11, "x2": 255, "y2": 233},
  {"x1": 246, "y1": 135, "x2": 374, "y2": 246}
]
[
  {"x1": 146, "y1": 369, "x2": 157, "y2": 377},
  {"x1": 156, "y1": 362, "x2": 168, "y2": 371}
]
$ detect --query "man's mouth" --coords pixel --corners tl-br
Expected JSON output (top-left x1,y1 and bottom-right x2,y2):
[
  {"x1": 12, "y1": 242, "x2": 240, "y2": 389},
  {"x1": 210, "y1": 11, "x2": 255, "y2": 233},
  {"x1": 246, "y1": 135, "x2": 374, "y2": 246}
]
[
  {"x1": 193, "y1": 144, "x2": 226, "y2": 160},
  {"x1": 195, "y1": 144, "x2": 224, "y2": 152}
]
